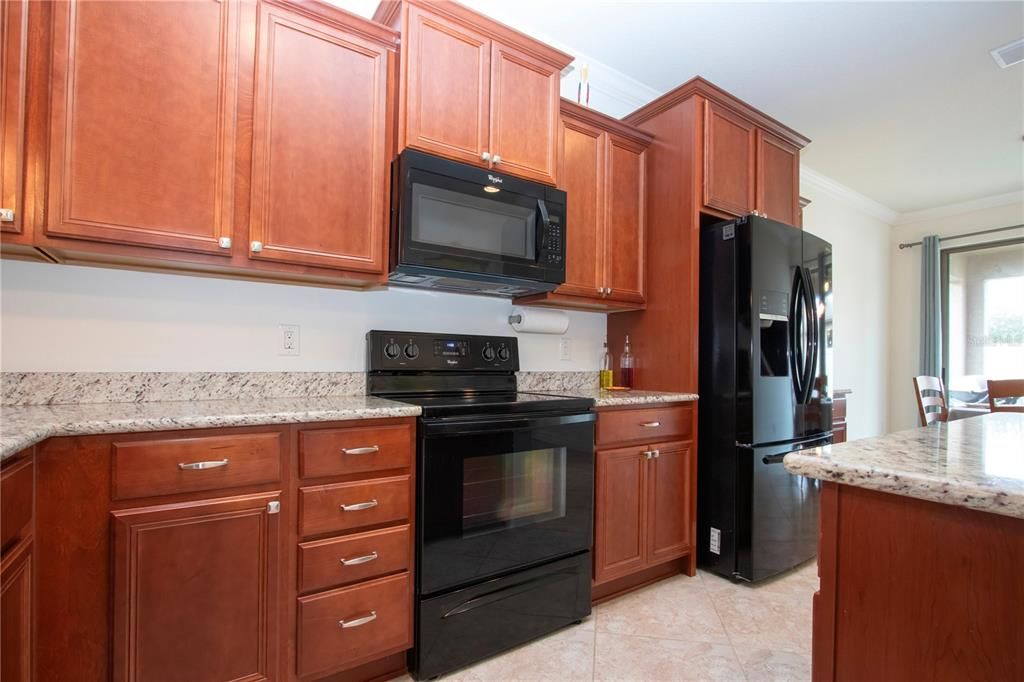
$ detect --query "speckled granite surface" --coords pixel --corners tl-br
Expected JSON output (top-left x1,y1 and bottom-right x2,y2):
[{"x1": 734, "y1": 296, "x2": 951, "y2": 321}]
[
  {"x1": 0, "y1": 396, "x2": 419, "y2": 460},
  {"x1": 516, "y1": 371, "x2": 600, "y2": 393},
  {"x1": 784, "y1": 412, "x2": 1024, "y2": 519},
  {"x1": 534, "y1": 388, "x2": 698, "y2": 407}
]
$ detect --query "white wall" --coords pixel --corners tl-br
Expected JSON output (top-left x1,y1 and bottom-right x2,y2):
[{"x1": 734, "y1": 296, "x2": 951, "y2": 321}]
[
  {"x1": 800, "y1": 181, "x2": 894, "y2": 440},
  {"x1": 0, "y1": 260, "x2": 607, "y2": 372},
  {"x1": 887, "y1": 200, "x2": 1024, "y2": 431}
]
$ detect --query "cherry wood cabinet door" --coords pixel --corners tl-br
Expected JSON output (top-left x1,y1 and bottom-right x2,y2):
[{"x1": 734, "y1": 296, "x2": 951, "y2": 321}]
[
  {"x1": 703, "y1": 100, "x2": 756, "y2": 217},
  {"x1": 594, "y1": 445, "x2": 648, "y2": 585},
  {"x1": 44, "y1": 0, "x2": 240, "y2": 255},
  {"x1": 756, "y1": 130, "x2": 800, "y2": 227},
  {"x1": 111, "y1": 492, "x2": 280, "y2": 682},
  {"x1": 0, "y1": 0, "x2": 27, "y2": 234},
  {"x1": 402, "y1": 6, "x2": 490, "y2": 167},
  {"x1": 646, "y1": 441, "x2": 693, "y2": 564},
  {"x1": 603, "y1": 134, "x2": 646, "y2": 304},
  {"x1": 488, "y1": 41, "x2": 559, "y2": 185},
  {"x1": 555, "y1": 115, "x2": 604, "y2": 299},
  {"x1": 1, "y1": 539, "x2": 33, "y2": 682},
  {"x1": 249, "y1": 1, "x2": 391, "y2": 273}
]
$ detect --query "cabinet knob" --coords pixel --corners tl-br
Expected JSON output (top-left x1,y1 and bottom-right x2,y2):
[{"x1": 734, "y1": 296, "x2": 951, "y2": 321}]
[
  {"x1": 0, "y1": 208, "x2": 13, "y2": 222},
  {"x1": 492, "y1": 154, "x2": 501, "y2": 164},
  {"x1": 250, "y1": 240, "x2": 263, "y2": 253},
  {"x1": 218, "y1": 236, "x2": 232, "y2": 249},
  {"x1": 481, "y1": 152, "x2": 490, "y2": 161},
  {"x1": 643, "y1": 451, "x2": 652, "y2": 460}
]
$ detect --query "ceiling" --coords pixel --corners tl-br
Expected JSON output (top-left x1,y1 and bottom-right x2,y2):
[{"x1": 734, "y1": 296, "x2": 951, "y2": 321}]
[{"x1": 334, "y1": 1, "x2": 1024, "y2": 215}]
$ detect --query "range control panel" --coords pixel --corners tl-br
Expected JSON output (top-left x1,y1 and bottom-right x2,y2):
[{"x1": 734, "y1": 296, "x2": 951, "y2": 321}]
[{"x1": 367, "y1": 330, "x2": 519, "y2": 372}]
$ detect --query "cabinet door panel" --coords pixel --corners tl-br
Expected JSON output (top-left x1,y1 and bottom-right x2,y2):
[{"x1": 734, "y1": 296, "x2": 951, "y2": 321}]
[
  {"x1": 1, "y1": 539, "x2": 32, "y2": 682},
  {"x1": 555, "y1": 116, "x2": 604, "y2": 298},
  {"x1": 604, "y1": 134, "x2": 645, "y2": 303},
  {"x1": 489, "y1": 41, "x2": 559, "y2": 185},
  {"x1": 594, "y1": 446, "x2": 647, "y2": 584},
  {"x1": 111, "y1": 492, "x2": 280, "y2": 682},
  {"x1": 403, "y1": 7, "x2": 489, "y2": 166},
  {"x1": 249, "y1": 3, "x2": 390, "y2": 272},
  {"x1": 756, "y1": 130, "x2": 800, "y2": 227},
  {"x1": 647, "y1": 441, "x2": 693, "y2": 563},
  {"x1": 703, "y1": 101, "x2": 756, "y2": 217},
  {"x1": 45, "y1": 0, "x2": 239, "y2": 254},
  {"x1": 0, "y1": 0, "x2": 27, "y2": 234}
]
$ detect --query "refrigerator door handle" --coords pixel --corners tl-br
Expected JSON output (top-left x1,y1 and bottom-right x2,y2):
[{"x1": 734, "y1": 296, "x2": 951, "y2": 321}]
[
  {"x1": 801, "y1": 266, "x2": 819, "y2": 404},
  {"x1": 789, "y1": 268, "x2": 805, "y2": 400}
]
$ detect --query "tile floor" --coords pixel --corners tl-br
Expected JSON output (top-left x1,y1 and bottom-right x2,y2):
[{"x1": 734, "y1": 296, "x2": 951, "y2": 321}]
[{"x1": 402, "y1": 561, "x2": 818, "y2": 681}]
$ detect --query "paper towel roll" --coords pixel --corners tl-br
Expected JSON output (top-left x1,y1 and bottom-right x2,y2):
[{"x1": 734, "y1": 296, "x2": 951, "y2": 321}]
[{"x1": 508, "y1": 307, "x2": 570, "y2": 335}]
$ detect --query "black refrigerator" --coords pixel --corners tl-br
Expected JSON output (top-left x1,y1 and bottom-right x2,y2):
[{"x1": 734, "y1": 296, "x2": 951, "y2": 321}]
[{"x1": 698, "y1": 214, "x2": 833, "y2": 582}]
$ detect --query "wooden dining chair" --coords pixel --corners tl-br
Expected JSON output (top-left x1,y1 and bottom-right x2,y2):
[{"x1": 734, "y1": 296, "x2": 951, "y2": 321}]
[
  {"x1": 987, "y1": 379, "x2": 1024, "y2": 413},
  {"x1": 913, "y1": 375, "x2": 948, "y2": 426}
]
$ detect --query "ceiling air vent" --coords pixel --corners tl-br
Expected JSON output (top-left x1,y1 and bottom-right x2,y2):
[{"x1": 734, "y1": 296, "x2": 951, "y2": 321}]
[{"x1": 990, "y1": 37, "x2": 1024, "y2": 68}]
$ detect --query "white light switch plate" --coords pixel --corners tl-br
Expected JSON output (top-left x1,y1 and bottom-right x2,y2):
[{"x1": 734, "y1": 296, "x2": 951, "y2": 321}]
[{"x1": 559, "y1": 338, "x2": 571, "y2": 360}]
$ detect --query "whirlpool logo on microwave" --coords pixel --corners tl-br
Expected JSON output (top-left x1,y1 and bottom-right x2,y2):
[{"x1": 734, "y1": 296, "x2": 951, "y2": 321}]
[{"x1": 487, "y1": 174, "x2": 503, "y2": 184}]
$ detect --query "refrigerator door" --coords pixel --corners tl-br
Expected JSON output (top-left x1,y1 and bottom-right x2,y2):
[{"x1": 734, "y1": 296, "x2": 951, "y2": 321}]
[{"x1": 798, "y1": 231, "x2": 834, "y2": 438}]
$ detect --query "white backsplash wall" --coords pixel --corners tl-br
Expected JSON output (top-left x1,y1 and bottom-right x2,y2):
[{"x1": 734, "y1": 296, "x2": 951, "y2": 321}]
[{"x1": 0, "y1": 260, "x2": 606, "y2": 372}]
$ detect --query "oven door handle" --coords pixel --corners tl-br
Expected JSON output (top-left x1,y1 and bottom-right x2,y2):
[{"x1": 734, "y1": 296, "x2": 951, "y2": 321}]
[
  {"x1": 422, "y1": 411, "x2": 595, "y2": 436},
  {"x1": 441, "y1": 568, "x2": 579, "y2": 619}
]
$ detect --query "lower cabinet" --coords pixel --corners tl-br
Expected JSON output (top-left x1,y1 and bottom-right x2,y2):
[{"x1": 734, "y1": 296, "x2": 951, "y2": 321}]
[
  {"x1": 647, "y1": 441, "x2": 694, "y2": 564},
  {"x1": 111, "y1": 492, "x2": 281, "y2": 682},
  {"x1": 1, "y1": 538, "x2": 33, "y2": 682}
]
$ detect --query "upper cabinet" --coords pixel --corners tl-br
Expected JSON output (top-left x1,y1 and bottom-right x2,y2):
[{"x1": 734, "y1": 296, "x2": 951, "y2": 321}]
[
  {"x1": 0, "y1": 0, "x2": 27, "y2": 235},
  {"x1": 378, "y1": 0, "x2": 570, "y2": 185},
  {"x1": 516, "y1": 100, "x2": 650, "y2": 312},
  {"x1": 756, "y1": 130, "x2": 800, "y2": 227}
]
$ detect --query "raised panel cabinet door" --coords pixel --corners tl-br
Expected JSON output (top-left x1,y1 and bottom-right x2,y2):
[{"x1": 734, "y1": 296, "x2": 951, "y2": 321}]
[
  {"x1": 488, "y1": 41, "x2": 559, "y2": 185},
  {"x1": 647, "y1": 441, "x2": 693, "y2": 564},
  {"x1": 555, "y1": 115, "x2": 604, "y2": 298},
  {"x1": 1, "y1": 539, "x2": 33, "y2": 682},
  {"x1": 249, "y1": 2, "x2": 392, "y2": 273},
  {"x1": 44, "y1": 0, "x2": 240, "y2": 254},
  {"x1": 703, "y1": 100, "x2": 756, "y2": 217},
  {"x1": 111, "y1": 492, "x2": 281, "y2": 682},
  {"x1": 756, "y1": 130, "x2": 800, "y2": 227},
  {"x1": 0, "y1": 0, "x2": 27, "y2": 234},
  {"x1": 603, "y1": 134, "x2": 646, "y2": 304},
  {"x1": 402, "y1": 6, "x2": 490, "y2": 166},
  {"x1": 594, "y1": 445, "x2": 648, "y2": 585}
]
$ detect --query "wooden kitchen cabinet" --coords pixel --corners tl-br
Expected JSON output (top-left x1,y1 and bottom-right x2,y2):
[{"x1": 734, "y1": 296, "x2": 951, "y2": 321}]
[
  {"x1": 377, "y1": 0, "x2": 570, "y2": 185},
  {"x1": 594, "y1": 445, "x2": 648, "y2": 584},
  {"x1": 515, "y1": 100, "x2": 651, "y2": 312},
  {"x1": 0, "y1": 0, "x2": 27, "y2": 235},
  {"x1": 703, "y1": 100, "x2": 756, "y2": 217},
  {"x1": 1, "y1": 451, "x2": 34, "y2": 682},
  {"x1": 756, "y1": 130, "x2": 800, "y2": 226},
  {"x1": 646, "y1": 441, "x2": 693, "y2": 563}
]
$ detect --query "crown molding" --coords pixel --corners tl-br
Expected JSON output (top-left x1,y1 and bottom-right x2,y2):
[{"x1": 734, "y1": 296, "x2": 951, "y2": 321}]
[
  {"x1": 800, "y1": 165, "x2": 898, "y2": 224},
  {"x1": 892, "y1": 190, "x2": 1024, "y2": 225}
]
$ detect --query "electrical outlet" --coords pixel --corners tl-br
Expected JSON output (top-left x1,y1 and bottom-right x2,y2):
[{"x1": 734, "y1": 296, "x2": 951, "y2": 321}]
[
  {"x1": 279, "y1": 324, "x2": 300, "y2": 356},
  {"x1": 559, "y1": 338, "x2": 571, "y2": 361}
]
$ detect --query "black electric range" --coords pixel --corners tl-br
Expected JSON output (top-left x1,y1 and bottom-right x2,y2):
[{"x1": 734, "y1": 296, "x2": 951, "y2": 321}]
[{"x1": 367, "y1": 330, "x2": 595, "y2": 680}]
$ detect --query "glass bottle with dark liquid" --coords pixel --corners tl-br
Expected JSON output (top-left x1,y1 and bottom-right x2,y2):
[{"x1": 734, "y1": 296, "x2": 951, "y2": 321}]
[{"x1": 619, "y1": 335, "x2": 634, "y2": 388}]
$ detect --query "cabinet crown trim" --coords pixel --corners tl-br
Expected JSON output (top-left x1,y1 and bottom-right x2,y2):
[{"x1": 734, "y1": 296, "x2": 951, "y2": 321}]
[
  {"x1": 272, "y1": 0, "x2": 400, "y2": 46},
  {"x1": 560, "y1": 99, "x2": 654, "y2": 146}
]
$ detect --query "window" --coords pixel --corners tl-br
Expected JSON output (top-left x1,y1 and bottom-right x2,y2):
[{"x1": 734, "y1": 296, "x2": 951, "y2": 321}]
[{"x1": 942, "y1": 239, "x2": 1024, "y2": 402}]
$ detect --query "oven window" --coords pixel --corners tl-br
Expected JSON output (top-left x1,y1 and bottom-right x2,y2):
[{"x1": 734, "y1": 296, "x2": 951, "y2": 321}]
[
  {"x1": 462, "y1": 447, "x2": 566, "y2": 537},
  {"x1": 411, "y1": 183, "x2": 536, "y2": 259}
]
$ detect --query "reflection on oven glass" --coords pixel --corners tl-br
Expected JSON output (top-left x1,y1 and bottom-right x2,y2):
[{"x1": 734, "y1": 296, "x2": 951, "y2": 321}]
[{"x1": 463, "y1": 448, "x2": 567, "y2": 537}]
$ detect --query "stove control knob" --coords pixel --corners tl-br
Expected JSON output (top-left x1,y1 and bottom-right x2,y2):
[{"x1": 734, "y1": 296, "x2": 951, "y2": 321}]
[
  {"x1": 404, "y1": 342, "x2": 420, "y2": 360},
  {"x1": 481, "y1": 343, "x2": 496, "y2": 362},
  {"x1": 383, "y1": 341, "x2": 401, "y2": 360},
  {"x1": 496, "y1": 344, "x2": 511, "y2": 362}
]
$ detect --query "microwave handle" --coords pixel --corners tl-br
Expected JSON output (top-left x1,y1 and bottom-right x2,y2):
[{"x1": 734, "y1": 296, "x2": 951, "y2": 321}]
[{"x1": 536, "y1": 199, "x2": 551, "y2": 261}]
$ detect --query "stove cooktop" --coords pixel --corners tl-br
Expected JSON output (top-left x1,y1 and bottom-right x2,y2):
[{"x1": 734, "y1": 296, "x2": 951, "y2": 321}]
[{"x1": 384, "y1": 391, "x2": 594, "y2": 419}]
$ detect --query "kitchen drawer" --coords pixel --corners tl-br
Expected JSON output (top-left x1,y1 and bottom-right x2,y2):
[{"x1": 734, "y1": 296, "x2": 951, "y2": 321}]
[
  {"x1": 297, "y1": 572, "x2": 412, "y2": 678},
  {"x1": 596, "y1": 404, "x2": 693, "y2": 446},
  {"x1": 299, "y1": 475, "x2": 410, "y2": 537},
  {"x1": 299, "y1": 524, "x2": 411, "y2": 593},
  {"x1": 1, "y1": 457, "x2": 33, "y2": 554},
  {"x1": 300, "y1": 424, "x2": 412, "y2": 479},
  {"x1": 112, "y1": 432, "x2": 282, "y2": 500}
]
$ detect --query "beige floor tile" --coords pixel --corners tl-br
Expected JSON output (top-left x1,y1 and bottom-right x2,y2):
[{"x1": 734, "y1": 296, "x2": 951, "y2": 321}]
[
  {"x1": 595, "y1": 575, "x2": 730, "y2": 644},
  {"x1": 594, "y1": 632, "x2": 746, "y2": 682},
  {"x1": 712, "y1": 589, "x2": 813, "y2": 655},
  {"x1": 735, "y1": 647, "x2": 811, "y2": 681},
  {"x1": 444, "y1": 623, "x2": 595, "y2": 681}
]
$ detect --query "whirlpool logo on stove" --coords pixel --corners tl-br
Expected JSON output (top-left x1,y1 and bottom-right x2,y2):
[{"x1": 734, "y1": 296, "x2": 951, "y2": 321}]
[
  {"x1": 487, "y1": 174, "x2": 503, "y2": 184},
  {"x1": 446, "y1": 359, "x2": 459, "y2": 365}
]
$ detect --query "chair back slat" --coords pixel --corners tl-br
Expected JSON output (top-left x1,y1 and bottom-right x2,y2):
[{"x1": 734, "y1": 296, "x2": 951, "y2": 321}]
[
  {"x1": 913, "y1": 375, "x2": 948, "y2": 426},
  {"x1": 988, "y1": 379, "x2": 1024, "y2": 412}
]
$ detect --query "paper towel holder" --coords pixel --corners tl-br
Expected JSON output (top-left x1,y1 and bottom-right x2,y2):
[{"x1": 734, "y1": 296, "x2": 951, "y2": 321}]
[{"x1": 508, "y1": 314, "x2": 523, "y2": 325}]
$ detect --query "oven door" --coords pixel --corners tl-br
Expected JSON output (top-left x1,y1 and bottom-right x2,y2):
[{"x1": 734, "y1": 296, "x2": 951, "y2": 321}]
[{"x1": 418, "y1": 411, "x2": 595, "y2": 597}]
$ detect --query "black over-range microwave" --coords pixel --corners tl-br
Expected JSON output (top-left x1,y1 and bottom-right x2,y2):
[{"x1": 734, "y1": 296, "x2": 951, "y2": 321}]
[{"x1": 389, "y1": 149, "x2": 566, "y2": 297}]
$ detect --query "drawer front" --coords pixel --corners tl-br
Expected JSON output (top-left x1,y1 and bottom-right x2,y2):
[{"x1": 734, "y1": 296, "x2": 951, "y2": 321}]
[
  {"x1": 297, "y1": 572, "x2": 412, "y2": 678},
  {"x1": 299, "y1": 476, "x2": 410, "y2": 538},
  {"x1": 1, "y1": 457, "x2": 33, "y2": 553},
  {"x1": 112, "y1": 432, "x2": 282, "y2": 500},
  {"x1": 299, "y1": 524, "x2": 411, "y2": 593},
  {"x1": 597, "y1": 404, "x2": 693, "y2": 446},
  {"x1": 300, "y1": 424, "x2": 412, "y2": 479}
]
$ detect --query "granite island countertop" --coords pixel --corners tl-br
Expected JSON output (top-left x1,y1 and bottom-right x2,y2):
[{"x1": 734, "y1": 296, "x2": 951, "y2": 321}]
[
  {"x1": 784, "y1": 412, "x2": 1024, "y2": 519},
  {"x1": 533, "y1": 388, "x2": 699, "y2": 407},
  {"x1": 0, "y1": 395, "x2": 421, "y2": 461}
]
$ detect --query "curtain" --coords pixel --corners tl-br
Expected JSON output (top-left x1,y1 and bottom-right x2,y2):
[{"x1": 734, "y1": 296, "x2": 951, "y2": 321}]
[{"x1": 919, "y1": 235, "x2": 942, "y2": 377}]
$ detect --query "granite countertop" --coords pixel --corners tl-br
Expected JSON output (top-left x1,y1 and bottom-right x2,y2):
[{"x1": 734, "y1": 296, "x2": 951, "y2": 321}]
[
  {"x1": 536, "y1": 388, "x2": 699, "y2": 407},
  {"x1": 784, "y1": 412, "x2": 1024, "y2": 519},
  {"x1": 0, "y1": 396, "x2": 420, "y2": 461}
]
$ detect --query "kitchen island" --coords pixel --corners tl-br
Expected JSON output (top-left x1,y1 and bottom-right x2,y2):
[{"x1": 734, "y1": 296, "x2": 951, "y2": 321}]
[{"x1": 785, "y1": 412, "x2": 1024, "y2": 681}]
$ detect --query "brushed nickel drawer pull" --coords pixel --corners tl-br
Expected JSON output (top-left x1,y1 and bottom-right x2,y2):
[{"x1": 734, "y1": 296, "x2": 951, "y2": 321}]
[
  {"x1": 177, "y1": 459, "x2": 229, "y2": 470},
  {"x1": 341, "y1": 445, "x2": 379, "y2": 455},
  {"x1": 338, "y1": 611, "x2": 377, "y2": 629},
  {"x1": 340, "y1": 551, "x2": 378, "y2": 566},
  {"x1": 640, "y1": 421, "x2": 661, "y2": 428},
  {"x1": 340, "y1": 499, "x2": 378, "y2": 512}
]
